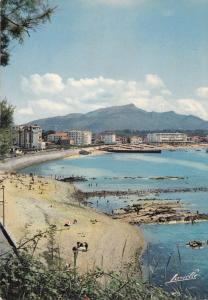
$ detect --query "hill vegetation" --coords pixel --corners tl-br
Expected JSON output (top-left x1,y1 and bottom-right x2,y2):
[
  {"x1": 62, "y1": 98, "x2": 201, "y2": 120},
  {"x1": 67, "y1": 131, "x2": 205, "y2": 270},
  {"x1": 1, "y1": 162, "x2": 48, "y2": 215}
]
[{"x1": 28, "y1": 104, "x2": 208, "y2": 132}]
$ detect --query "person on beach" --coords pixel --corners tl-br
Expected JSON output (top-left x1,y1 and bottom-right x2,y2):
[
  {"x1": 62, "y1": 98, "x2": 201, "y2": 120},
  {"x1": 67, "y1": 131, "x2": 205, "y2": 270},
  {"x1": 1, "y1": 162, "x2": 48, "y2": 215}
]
[
  {"x1": 64, "y1": 220, "x2": 71, "y2": 227},
  {"x1": 77, "y1": 242, "x2": 88, "y2": 251},
  {"x1": 83, "y1": 242, "x2": 88, "y2": 251},
  {"x1": 72, "y1": 246, "x2": 77, "y2": 252}
]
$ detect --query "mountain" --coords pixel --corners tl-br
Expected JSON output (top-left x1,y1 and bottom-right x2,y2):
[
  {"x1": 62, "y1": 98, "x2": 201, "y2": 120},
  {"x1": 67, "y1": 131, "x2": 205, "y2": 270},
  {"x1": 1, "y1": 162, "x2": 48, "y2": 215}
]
[{"x1": 28, "y1": 104, "x2": 208, "y2": 132}]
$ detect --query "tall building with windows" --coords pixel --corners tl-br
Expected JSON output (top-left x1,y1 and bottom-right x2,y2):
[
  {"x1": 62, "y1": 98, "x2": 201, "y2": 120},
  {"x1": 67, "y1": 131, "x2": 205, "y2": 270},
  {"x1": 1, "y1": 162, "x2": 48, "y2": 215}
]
[
  {"x1": 13, "y1": 125, "x2": 45, "y2": 149},
  {"x1": 103, "y1": 133, "x2": 116, "y2": 145},
  {"x1": 67, "y1": 130, "x2": 92, "y2": 145},
  {"x1": 147, "y1": 132, "x2": 188, "y2": 143}
]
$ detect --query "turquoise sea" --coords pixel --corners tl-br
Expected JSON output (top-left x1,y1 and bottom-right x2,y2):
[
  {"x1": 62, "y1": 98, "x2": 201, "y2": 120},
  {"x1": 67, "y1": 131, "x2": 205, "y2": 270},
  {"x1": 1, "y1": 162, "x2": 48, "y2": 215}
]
[{"x1": 21, "y1": 149, "x2": 208, "y2": 298}]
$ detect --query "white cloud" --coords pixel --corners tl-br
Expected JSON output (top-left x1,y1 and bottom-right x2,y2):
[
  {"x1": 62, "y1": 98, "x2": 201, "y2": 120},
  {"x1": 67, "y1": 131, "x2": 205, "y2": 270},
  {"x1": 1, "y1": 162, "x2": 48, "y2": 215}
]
[
  {"x1": 176, "y1": 98, "x2": 208, "y2": 120},
  {"x1": 161, "y1": 89, "x2": 172, "y2": 96},
  {"x1": 21, "y1": 73, "x2": 64, "y2": 95},
  {"x1": 35, "y1": 99, "x2": 69, "y2": 113},
  {"x1": 196, "y1": 87, "x2": 208, "y2": 98},
  {"x1": 64, "y1": 76, "x2": 152, "y2": 108},
  {"x1": 15, "y1": 73, "x2": 208, "y2": 123},
  {"x1": 17, "y1": 107, "x2": 34, "y2": 116},
  {"x1": 145, "y1": 74, "x2": 165, "y2": 88}
]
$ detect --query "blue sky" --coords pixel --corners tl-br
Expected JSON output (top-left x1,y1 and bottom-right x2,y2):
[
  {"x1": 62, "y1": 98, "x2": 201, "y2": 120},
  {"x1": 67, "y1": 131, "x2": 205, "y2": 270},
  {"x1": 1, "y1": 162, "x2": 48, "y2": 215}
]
[{"x1": 2, "y1": 0, "x2": 208, "y2": 123}]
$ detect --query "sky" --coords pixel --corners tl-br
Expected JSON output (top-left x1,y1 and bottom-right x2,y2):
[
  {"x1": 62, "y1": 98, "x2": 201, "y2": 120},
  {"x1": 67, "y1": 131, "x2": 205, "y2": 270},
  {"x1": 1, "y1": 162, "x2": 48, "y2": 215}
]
[{"x1": 1, "y1": 0, "x2": 208, "y2": 124}]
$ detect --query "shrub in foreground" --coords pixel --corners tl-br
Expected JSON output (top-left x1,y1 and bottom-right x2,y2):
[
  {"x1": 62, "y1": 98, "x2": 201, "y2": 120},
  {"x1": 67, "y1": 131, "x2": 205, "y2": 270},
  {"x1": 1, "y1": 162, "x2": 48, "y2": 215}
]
[{"x1": 0, "y1": 250, "x2": 193, "y2": 300}]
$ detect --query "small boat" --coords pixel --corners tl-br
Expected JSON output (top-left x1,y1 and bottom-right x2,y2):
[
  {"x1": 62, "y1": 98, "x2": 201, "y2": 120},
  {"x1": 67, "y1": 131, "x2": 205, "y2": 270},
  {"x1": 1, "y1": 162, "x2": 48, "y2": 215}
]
[
  {"x1": 79, "y1": 150, "x2": 91, "y2": 155},
  {"x1": 186, "y1": 240, "x2": 203, "y2": 248}
]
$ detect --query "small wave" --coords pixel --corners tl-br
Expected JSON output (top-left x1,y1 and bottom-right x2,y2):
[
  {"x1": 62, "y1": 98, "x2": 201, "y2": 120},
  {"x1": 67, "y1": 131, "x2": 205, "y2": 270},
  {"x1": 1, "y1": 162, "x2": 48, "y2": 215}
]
[{"x1": 114, "y1": 154, "x2": 208, "y2": 172}]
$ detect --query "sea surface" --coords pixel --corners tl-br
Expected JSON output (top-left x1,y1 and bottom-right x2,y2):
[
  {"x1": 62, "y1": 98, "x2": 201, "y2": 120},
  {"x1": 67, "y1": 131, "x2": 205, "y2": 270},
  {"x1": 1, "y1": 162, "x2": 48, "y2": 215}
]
[{"x1": 21, "y1": 149, "x2": 208, "y2": 298}]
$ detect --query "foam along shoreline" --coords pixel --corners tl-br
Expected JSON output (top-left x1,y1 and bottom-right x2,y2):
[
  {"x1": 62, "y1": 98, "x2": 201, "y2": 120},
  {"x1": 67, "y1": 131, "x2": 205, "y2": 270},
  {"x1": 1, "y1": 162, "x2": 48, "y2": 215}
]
[
  {"x1": 0, "y1": 143, "x2": 207, "y2": 173},
  {"x1": 0, "y1": 147, "x2": 105, "y2": 172}
]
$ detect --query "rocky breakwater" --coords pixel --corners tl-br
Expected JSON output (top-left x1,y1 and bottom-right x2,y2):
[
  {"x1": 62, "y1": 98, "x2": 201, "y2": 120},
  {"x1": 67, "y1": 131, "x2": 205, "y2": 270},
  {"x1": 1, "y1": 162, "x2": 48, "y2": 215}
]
[
  {"x1": 75, "y1": 186, "x2": 208, "y2": 201},
  {"x1": 111, "y1": 201, "x2": 208, "y2": 225}
]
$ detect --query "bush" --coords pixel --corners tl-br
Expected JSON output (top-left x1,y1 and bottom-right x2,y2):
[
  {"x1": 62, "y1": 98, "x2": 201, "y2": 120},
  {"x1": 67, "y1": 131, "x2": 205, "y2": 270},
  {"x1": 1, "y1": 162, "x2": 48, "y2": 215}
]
[{"x1": 0, "y1": 227, "x2": 191, "y2": 300}]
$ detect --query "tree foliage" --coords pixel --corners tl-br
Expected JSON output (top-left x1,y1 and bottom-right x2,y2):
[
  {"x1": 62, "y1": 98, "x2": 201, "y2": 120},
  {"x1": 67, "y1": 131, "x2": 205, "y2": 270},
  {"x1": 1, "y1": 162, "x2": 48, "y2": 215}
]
[
  {"x1": 1, "y1": 0, "x2": 55, "y2": 66},
  {"x1": 0, "y1": 99, "x2": 14, "y2": 128},
  {"x1": 0, "y1": 99, "x2": 14, "y2": 155}
]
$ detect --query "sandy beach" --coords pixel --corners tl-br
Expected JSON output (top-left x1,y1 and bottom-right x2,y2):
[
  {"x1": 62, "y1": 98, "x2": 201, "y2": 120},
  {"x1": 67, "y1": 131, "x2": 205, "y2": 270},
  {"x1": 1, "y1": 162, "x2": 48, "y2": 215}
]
[
  {"x1": 0, "y1": 172, "x2": 144, "y2": 272},
  {"x1": 0, "y1": 144, "x2": 206, "y2": 272},
  {"x1": 0, "y1": 147, "x2": 107, "y2": 172}
]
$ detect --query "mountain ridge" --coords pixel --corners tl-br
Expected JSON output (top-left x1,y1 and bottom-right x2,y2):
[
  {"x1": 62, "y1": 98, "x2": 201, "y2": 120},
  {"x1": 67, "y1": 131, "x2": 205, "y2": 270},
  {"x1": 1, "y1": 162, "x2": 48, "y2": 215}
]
[{"x1": 27, "y1": 104, "x2": 208, "y2": 132}]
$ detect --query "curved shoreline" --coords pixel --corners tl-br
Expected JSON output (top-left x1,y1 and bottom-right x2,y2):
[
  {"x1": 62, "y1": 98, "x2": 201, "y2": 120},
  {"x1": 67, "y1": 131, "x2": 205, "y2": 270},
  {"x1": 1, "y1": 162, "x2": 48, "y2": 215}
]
[
  {"x1": 0, "y1": 150, "x2": 79, "y2": 172},
  {"x1": 1, "y1": 145, "x2": 205, "y2": 272},
  {"x1": 1, "y1": 143, "x2": 207, "y2": 173},
  {"x1": 0, "y1": 148, "x2": 104, "y2": 172},
  {"x1": 0, "y1": 150, "x2": 144, "y2": 272}
]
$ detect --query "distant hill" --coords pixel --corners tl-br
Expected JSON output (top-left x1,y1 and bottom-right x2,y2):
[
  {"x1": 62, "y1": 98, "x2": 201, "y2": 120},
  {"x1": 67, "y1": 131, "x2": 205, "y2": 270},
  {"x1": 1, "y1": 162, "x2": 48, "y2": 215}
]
[{"x1": 28, "y1": 104, "x2": 208, "y2": 132}]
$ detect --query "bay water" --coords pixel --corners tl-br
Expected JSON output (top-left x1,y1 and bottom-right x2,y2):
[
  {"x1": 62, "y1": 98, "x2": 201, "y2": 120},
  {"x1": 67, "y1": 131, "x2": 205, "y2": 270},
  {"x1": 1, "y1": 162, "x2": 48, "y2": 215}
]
[{"x1": 21, "y1": 149, "x2": 208, "y2": 298}]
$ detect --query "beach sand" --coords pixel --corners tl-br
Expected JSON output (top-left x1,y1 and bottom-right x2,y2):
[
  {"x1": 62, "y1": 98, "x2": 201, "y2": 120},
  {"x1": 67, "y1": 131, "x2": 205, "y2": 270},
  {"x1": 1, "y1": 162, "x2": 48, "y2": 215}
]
[
  {"x1": 0, "y1": 148, "x2": 105, "y2": 172},
  {"x1": 0, "y1": 173, "x2": 144, "y2": 272},
  {"x1": 0, "y1": 144, "x2": 205, "y2": 272}
]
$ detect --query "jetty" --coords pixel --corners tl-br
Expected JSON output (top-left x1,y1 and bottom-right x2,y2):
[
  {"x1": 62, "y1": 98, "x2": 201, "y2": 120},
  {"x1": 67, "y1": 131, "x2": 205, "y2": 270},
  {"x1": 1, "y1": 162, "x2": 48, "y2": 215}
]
[
  {"x1": 106, "y1": 148, "x2": 161, "y2": 153},
  {"x1": 56, "y1": 176, "x2": 87, "y2": 182},
  {"x1": 104, "y1": 145, "x2": 162, "y2": 153},
  {"x1": 75, "y1": 186, "x2": 208, "y2": 200}
]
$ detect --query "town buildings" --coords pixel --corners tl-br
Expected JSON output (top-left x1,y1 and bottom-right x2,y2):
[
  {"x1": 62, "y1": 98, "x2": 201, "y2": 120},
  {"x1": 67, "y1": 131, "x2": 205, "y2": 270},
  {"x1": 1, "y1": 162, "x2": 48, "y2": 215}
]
[
  {"x1": 47, "y1": 131, "x2": 71, "y2": 145},
  {"x1": 147, "y1": 132, "x2": 188, "y2": 143},
  {"x1": 67, "y1": 130, "x2": 92, "y2": 145},
  {"x1": 130, "y1": 136, "x2": 143, "y2": 144},
  {"x1": 116, "y1": 136, "x2": 128, "y2": 144},
  {"x1": 13, "y1": 125, "x2": 45, "y2": 150},
  {"x1": 102, "y1": 133, "x2": 116, "y2": 145}
]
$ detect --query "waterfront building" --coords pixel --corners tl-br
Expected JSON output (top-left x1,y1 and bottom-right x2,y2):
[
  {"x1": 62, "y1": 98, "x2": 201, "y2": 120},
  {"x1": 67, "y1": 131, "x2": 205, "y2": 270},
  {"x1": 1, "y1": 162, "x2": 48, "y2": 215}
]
[
  {"x1": 147, "y1": 132, "x2": 188, "y2": 143},
  {"x1": 116, "y1": 136, "x2": 128, "y2": 144},
  {"x1": 47, "y1": 132, "x2": 69, "y2": 143},
  {"x1": 130, "y1": 136, "x2": 143, "y2": 144},
  {"x1": 67, "y1": 130, "x2": 92, "y2": 145},
  {"x1": 103, "y1": 133, "x2": 116, "y2": 145},
  {"x1": 92, "y1": 133, "x2": 102, "y2": 144},
  {"x1": 13, "y1": 125, "x2": 45, "y2": 150},
  {"x1": 191, "y1": 136, "x2": 208, "y2": 143}
]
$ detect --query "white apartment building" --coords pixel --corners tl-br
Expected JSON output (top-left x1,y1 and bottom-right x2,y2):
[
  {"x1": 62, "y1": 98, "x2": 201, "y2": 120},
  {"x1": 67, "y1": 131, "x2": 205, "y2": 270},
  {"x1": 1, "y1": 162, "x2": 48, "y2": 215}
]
[
  {"x1": 13, "y1": 125, "x2": 45, "y2": 149},
  {"x1": 103, "y1": 133, "x2": 116, "y2": 145},
  {"x1": 147, "y1": 132, "x2": 188, "y2": 143},
  {"x1": 67, "y1": 130, "x2": 92, "y2": 145},
  {"x1": 47, "y1": 132, "x2": 68, "y2": 143},
  {"x1": 130, "y1": 136, "x2": 143, "y2": 145}
]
